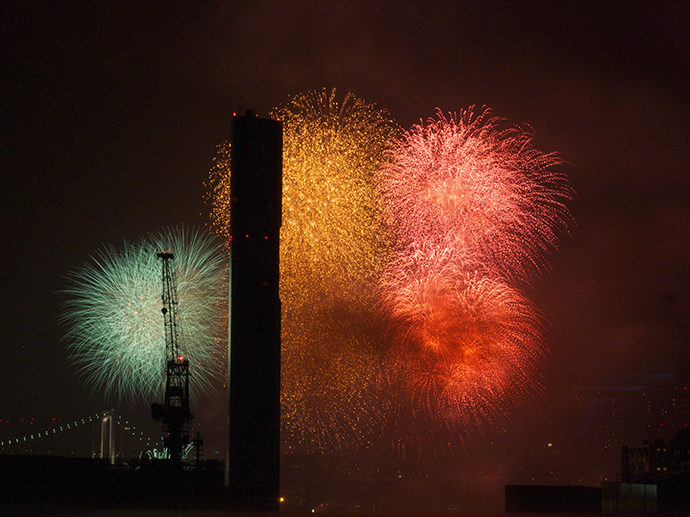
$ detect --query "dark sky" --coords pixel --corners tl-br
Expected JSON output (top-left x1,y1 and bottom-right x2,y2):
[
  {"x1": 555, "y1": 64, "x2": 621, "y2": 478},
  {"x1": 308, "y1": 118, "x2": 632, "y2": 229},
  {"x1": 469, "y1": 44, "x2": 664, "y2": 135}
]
[{"x1": 2, "y1": 0, "x2": 690, "y2": 510}]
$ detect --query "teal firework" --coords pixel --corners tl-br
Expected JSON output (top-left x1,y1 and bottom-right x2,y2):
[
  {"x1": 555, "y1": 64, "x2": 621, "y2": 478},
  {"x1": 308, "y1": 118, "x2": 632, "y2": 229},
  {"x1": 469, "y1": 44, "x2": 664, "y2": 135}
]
[{"x1": 61, "y1": 227, "x2": 227, "y2": 402}]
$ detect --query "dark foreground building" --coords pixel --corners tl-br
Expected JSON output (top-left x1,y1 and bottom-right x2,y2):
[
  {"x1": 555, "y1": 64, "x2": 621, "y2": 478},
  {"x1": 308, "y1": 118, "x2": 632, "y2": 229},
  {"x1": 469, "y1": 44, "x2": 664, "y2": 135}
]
[
  {"x1": 226, "y1": 111, "x2": 283, "y2": 509},
  {"x1": 623, "y1": 428, "x2": 690, "y2": 482},
  {"x1": 0, "y1": 455, "x2": 226, "y2": 511},
  {"x1": 612, "y1": 429, "x2": 690, "y2": 513},
  {"x1": 505, "y1": 485, "x2": 601, "y2": 513}
]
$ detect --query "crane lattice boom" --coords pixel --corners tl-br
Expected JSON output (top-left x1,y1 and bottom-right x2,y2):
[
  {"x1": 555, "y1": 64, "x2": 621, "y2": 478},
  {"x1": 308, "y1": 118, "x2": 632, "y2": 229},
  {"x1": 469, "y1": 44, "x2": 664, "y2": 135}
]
[{"x1": 151, "y1": 251, "x2": 193, "y2": 464}]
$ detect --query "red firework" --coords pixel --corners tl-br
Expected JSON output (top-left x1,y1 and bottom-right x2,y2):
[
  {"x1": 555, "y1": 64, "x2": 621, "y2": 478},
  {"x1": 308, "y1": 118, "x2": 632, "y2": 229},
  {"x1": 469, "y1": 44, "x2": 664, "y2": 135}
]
[
  {"x1": 377, "y1": 108, "x2": 571, "y2": 445},
  {"x1": 378, "y1": 107, "x2": 571, "y2": 284}
]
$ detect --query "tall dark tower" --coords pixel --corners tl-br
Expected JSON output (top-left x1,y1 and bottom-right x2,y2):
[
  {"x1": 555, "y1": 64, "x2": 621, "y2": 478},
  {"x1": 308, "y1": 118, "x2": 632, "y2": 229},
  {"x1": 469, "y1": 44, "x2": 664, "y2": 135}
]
[{"x1": 226, "y1": 110, "x2": 282, "y2": 508}]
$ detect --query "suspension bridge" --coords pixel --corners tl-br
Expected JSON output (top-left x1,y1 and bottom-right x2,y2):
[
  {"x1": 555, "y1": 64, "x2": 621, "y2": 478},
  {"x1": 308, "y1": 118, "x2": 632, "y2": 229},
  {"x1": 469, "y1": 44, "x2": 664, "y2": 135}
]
[{"x1": 0, "y1": 411, "x2": 167, "y2": 460}]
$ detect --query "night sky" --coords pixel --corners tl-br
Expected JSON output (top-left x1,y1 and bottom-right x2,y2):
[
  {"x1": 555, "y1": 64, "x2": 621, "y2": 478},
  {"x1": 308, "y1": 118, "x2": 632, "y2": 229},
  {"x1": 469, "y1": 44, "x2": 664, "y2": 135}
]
[{"x1": 2, "y1": 1, "x2": 690, "y2": 511}]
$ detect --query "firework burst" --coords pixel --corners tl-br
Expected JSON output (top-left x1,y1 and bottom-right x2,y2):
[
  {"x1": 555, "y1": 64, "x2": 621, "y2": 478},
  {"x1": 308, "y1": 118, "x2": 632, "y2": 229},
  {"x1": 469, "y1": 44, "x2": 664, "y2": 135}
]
[
  {"x1": 273, "y1": 89, "x2": 399, "y2": 313},
  {"x1": 208, "y1": 89, "x2": 398, "y2": 451},
  {"x1": 209, "y1": 98, "x2": 571, "y2": 455},
  {"x1": 383, "y1": 256, "x2": 544, "y2": 421},
  {"x1": 378, "y1": 108, "x2": 571, "y2": 447},
  {"x1": 378, "y1": 108, "x2": 571, "y2": 284},
  {"x1": 61, "y1": 227, "x2": 227, "y2": 403}
]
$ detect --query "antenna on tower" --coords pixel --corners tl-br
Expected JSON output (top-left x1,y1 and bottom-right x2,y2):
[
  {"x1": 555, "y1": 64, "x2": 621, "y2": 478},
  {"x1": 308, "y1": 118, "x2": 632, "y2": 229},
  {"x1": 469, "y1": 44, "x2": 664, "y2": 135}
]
[{"x1": 151, "y1": 250, "x2": 193, "y2": 464}]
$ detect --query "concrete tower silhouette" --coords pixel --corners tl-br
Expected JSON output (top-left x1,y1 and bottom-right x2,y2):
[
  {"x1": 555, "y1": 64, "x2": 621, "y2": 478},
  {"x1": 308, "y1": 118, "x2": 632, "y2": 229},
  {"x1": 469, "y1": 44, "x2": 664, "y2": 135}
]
[{"x1": 226, "y1": 110, "x2": 282, "y2": 509}]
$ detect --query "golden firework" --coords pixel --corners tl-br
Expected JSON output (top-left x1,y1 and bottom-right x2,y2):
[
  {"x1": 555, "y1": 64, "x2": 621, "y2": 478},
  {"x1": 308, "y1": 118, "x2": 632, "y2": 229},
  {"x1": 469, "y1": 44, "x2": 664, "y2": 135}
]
[{"x1": 208, "y1": 89, "x2": 398, "y2": 451}]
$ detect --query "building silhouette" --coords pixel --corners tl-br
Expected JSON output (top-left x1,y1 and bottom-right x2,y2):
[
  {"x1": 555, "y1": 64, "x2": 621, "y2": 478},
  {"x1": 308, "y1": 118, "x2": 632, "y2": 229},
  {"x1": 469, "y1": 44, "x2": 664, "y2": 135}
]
[{"x1": 226, "y1": 110, "x2": 282, "y2": 509}]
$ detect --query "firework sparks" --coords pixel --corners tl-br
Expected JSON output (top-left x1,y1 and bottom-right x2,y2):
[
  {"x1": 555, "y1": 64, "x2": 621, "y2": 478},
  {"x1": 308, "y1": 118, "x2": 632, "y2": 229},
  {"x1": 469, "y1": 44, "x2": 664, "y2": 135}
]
[
  {"x1": 209, "y1": 89, "x2": 398, "y2": 451},
  {"x1": 378, "y1": 108, "x2": 571, "y2": 447},
  {"x1": 378, "y1": 108, "x2": 571, "y2": 284},
  {"x1": 209, "y1": 99, "x2": 571, "y2": 455},
  {"x1": 383, "y1": 254, "x2": 544, "y2": 420},
  {"x1": 207, "y1": 141, "x2": 232, "y2": 243},
  {"x1": 274, "y1": 89, "x2": 399, "y2": 313},
  {"x1": 61, "y1": 226, "x2": 227, "y2": 403}
]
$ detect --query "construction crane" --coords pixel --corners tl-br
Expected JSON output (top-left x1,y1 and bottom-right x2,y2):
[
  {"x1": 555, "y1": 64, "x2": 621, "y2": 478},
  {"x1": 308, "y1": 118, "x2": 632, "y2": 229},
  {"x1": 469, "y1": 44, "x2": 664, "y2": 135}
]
[{"x1": 151, "y1": 251, "x2": 193, "y2": 464}]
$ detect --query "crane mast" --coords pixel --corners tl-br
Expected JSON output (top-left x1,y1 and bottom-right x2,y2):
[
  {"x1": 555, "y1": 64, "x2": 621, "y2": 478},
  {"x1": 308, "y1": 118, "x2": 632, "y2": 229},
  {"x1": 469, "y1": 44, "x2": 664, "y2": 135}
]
[{"x1": 151, "y1": 251, "x2": 192, "y2": 464}]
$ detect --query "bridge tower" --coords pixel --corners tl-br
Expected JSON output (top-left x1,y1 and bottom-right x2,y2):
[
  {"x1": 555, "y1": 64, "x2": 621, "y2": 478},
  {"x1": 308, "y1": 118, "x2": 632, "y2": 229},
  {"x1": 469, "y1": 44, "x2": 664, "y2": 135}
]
[{"x1": 100, "y1": 409, "x2": 115, "y2": 464}]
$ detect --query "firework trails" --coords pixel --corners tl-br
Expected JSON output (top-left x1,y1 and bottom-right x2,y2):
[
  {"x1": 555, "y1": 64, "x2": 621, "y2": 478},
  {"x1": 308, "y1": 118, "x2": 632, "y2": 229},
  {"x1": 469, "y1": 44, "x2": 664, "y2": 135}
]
[
  {"x1": 209, "y1": 89, "x2": 398, "y2": 450},
  {"x1": 377, "y1": 108, "x2": 571, "y2": 446},
  {"x1": 61, "y1": 227, "x2": 227, "y2": 402},
  {"x1": 209, "y1": 97, "x2": 571, "y2": 455},
  {"x1": 378, "y1": 109, "x2": 571, "y2": 284}
]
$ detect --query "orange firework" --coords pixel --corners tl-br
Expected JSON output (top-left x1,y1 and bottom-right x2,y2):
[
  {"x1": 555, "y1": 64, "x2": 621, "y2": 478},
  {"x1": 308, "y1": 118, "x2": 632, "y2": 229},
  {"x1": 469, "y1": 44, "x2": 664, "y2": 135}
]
[
  {"x1": 383, "y1": 251, "x2": 544, "y2": 423},
  {"x1": 208, "y1": 89, "x2": 398, "y2": 452}
]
